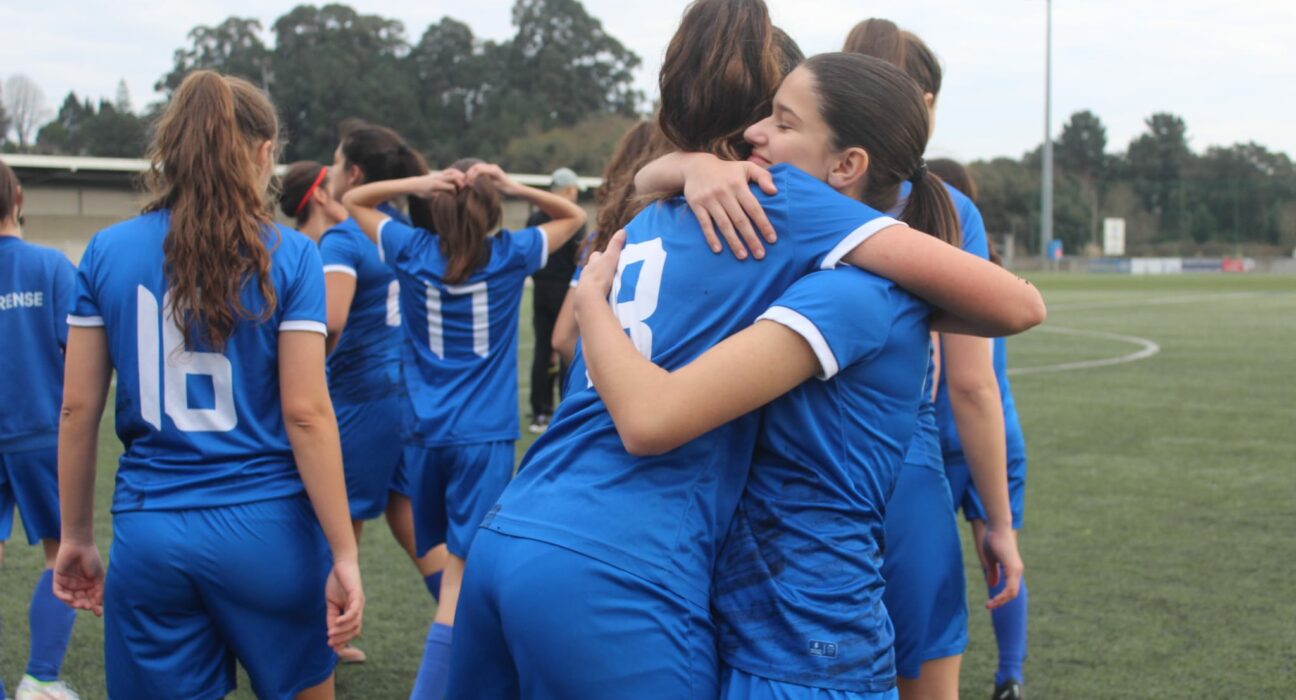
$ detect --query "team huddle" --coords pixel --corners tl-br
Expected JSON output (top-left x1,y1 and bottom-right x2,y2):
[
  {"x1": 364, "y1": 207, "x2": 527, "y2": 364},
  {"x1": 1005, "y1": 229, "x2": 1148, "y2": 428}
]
[{"x1": 0, "y1": 1, "x2": 1046, "y2": 699}]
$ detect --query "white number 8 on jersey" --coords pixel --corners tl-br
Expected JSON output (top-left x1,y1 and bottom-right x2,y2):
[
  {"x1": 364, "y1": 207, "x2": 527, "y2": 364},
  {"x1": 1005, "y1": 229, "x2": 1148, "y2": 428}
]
[{"x1": 609, "y1": 238, "x2": 667, "y2": 358}]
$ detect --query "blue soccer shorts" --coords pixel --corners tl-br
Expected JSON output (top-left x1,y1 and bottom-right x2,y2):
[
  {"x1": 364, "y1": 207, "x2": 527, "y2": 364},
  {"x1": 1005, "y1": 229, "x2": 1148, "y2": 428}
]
[
  {"x1": 447, "y1": 529, "x2": 720, "y2": 699},
  {"x1": 0, "y1": 447, "x2": 61, "y2": 544},
  {"x1": 336, "y1": 394, "x2": 407, "y2": 521},
  {"x1": 405, "y1": 441, "x2": 514, "y2": 559},
  {"x1": 943, "y1": 452, "x2": 1026, "y2": 528},
  {"x1": 103, "y1": 496, "x2": 336, "y2": 700},
  {"x1": 881, "y1": 464, "x2": 968, "y2": 679}
]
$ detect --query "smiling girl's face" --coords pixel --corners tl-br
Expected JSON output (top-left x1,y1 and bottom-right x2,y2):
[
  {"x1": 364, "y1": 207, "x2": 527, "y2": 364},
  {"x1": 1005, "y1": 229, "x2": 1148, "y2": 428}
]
[{"x1": 742, "y1": 66, "x2": 840, "y2": 181}]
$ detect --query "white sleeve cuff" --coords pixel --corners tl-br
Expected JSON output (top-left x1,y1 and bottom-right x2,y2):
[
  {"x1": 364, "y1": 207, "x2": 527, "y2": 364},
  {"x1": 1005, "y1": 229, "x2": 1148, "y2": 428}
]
[
  {"x1": 376, "y1": 217, "x2": 394, "y2": 263},
  {"x1": 280, "y1": 320, "x2": 328, "y2": 336},
  {"x1": 537, "y1": 229, "x2": 550, "y2": 270},
  {"x1": 323, "y1": 264, "x2": 357, "y2": 278},
  {"x1": 67, "y1": 314, "x2": 105, "y2": 327},
  {"x1": 757, "y1": 306, "x2": 838, "y2": 380},
  {"x1": 821, "y1": 217, "x2": 904, "y2": 270}
]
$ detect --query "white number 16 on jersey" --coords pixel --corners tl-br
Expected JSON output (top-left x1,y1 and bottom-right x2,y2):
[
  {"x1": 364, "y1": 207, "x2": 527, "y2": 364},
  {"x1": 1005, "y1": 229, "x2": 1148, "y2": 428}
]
[{"x1": 137, "y1": 286, "x2": 238, "y2": 432}]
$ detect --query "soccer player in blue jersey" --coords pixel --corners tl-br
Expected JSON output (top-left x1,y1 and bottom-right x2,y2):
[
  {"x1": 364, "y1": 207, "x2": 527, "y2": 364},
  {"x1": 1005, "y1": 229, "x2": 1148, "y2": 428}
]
[
  {"x1": 0, "y1": 159, "x2": 80, "y2": 700},
  {"x1": 52, "y1": 71, "x2": 363, "y2": 700},
  {"x1": 342, "y1": 159, "x2": 586, "y2": 699},
  {"x1": 845, "y1": 21, "x2": 1023, "y2": 700},
  {"x1": 573, "y1": 52, "x2": 974, "y2": 700},
  {"x1": 443, "y1": 2, "x2": 1043, "y2": 698},
  {"x1": 929, "y1": 158, "x2": 1031, "y2": 700}
]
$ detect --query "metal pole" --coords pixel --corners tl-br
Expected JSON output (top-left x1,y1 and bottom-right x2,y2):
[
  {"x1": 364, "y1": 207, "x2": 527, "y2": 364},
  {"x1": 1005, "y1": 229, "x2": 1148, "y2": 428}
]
[{"x1": 1041, "y1": 0, "x2": 1054, "y2": 262}]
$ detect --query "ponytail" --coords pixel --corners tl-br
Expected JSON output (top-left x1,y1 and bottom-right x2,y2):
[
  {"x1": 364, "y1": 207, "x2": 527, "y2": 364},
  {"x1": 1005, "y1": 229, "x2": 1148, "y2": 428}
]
[
  {"x1": 430, "y1": 158, "x2": 499, "y2": 284},
  {"x1": 145, "y1": 70, "x2": 279, "y2": 352},
  {"x1": 901, "y1": 169, "x2": 961, "y2": 248}
]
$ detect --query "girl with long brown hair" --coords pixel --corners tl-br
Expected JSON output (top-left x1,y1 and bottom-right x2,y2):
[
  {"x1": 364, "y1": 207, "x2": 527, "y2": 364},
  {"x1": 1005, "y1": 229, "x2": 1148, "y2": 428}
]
[
  {"x1": 342, "y1": 157, "x2": 585, "y2": 699},
  {"x1": 0, "y1": 157, "x2": 80, "y2": 700},
  {"x1": 54, "y1": 70, "x2": 362, "y2": 699},
  {"x1": 445, "y1": 1, "x2": 1041, "y2": 698}
]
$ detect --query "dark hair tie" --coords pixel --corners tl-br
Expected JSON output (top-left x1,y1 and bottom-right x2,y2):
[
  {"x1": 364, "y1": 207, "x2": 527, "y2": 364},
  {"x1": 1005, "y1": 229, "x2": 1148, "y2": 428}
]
[{"x1": 908, "y1": 160, "x2": 928, "y2": 185}]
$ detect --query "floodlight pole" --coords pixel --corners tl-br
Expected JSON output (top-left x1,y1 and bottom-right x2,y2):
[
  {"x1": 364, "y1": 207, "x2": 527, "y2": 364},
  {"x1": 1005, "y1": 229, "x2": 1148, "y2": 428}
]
[{"x1": 1041, "y1": 0, "x2": 1054, "y2": 261}]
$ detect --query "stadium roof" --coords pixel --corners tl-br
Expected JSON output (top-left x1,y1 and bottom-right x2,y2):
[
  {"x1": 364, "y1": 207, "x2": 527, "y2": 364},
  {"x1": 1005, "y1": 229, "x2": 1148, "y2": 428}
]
[{"x1": 1, "y1": 154, "x2": 602, "y2": 189}]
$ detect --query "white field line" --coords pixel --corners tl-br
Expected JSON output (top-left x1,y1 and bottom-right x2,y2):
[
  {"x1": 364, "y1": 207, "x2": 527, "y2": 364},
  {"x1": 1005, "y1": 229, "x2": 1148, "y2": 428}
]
[
  {"x1": 1009, "y1": 326, "x2": 1160, "y2": 376},
  {"x1": 1043, "y1": 291, "x2": 1265, "y2": 312}
]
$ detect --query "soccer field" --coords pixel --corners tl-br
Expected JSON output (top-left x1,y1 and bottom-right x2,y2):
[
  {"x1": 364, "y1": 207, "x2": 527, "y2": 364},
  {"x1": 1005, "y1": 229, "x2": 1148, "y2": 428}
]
[{"x1": 1, "y1": 273, "x2": 1292, "y2": 698}]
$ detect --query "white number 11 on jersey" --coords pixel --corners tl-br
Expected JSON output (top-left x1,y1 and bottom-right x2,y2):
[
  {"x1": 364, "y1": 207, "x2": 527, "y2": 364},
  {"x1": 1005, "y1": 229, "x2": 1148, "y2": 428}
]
[{"x1": 137, "y1": 286, "x2": 238, "y2": 432}]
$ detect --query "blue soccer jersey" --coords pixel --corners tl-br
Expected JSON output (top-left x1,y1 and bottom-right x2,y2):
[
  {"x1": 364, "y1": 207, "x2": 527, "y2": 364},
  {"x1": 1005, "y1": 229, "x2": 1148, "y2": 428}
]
[
  {"x1": 377, "y1": 217, "x2": 547, "y2": 446},
  {"x1": 68, "y1": 211, "x2": 327, "y2": 512},
  {"x1": 713, "y1": 268, "x2": 931, "y2": 693},
  {"x1": 900, "y1": 183, "x2": 988, "y2": 472},
  {"x1": 318, "y1": 206, "x2": 406, "y2": 402},
  {"x1": 0, "y1": 237, "x2": 75, "y2": 452},
  {"x1": 485, "y1": 164, "x2": 902, "y2": 608}
]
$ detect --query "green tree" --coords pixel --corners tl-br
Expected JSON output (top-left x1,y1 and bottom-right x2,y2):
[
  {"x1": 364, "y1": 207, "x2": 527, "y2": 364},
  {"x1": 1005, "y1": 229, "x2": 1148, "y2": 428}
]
[
  {"x1": 36, "y1": 92, "x2": 146, "y2": 157},
  {"x1": 500, "y1": 113, "x2": 638, "y2": 173},
  {"x1": 408, "y1": 17, "x2": 507, "y2": 164},
  {"x1": 1056, "y1": 110, "x2": 1109, "y2": 248},
  {"x1": 270, "y1": 4, "x2": 420, "y2": 161},
  {"x1": 968, "y1": 157, "x2": 1038, "y2": 252},
  {"x1": 0, "y1": 84, "x2": 10, "y2": 147},
  {"x1": 156, "y1": 17, "x2": 272, "y2": 96},
  {"x1": 1126, "y1": 113, "x2": 1193, "y2": 241}
]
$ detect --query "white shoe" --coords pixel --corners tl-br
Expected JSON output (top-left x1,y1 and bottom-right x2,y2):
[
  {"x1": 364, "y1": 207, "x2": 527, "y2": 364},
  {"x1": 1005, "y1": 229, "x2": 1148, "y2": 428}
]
[{"x1": 15, "y1": 676, "x2": 79, "y2": 700}]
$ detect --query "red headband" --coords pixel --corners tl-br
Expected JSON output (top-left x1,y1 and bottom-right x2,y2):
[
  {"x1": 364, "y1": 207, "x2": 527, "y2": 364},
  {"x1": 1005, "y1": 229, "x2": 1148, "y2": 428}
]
[{"x1": 294, "y1": 166, "x2": 329, "y2": 217}]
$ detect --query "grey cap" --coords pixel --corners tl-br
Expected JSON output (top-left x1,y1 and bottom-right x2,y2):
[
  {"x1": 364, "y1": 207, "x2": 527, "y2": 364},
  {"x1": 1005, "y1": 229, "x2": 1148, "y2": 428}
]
[{"x1": 550, "y1": 167, "x2": 584, "y2": 192}]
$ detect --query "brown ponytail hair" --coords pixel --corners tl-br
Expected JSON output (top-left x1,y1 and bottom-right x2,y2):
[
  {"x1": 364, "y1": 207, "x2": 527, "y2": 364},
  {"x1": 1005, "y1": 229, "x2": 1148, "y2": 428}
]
[
  {"x1": 928, "y1": 158, "x2": 978, "y2": 203},
  {"x1": 338, "y1": 121, "x2": 434, "y2": 231},
  {"x1": 144, "y1": 70, "x2": 279, "y2": 352},
  {"x1": 843, "y1": 18, "x2": 943, "y2": 98},
  {"x1": 658, "y1": 0, "x2": 798, "y2": 161},
  {"x1": 591, "y1": 120, "x2": 673, "y2": 260},
  {"x1": 430, "y1": 158, "x2": 499, "y2": 285},
  {"x1": 803, "y1": 53, "x2": 961, "y2": 247},
  {"x1": 0, "y1": 158, "x2": 19, "y2": 224},
  {"x1": 279, "y1": 161, "x2": 328, "y2": 227}
]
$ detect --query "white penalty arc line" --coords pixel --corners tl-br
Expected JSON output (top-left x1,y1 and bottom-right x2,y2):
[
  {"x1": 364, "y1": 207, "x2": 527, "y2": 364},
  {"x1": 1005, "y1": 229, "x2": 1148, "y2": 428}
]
[{"x1": 1008, "y1": 326, "x2": 1161, "y2": 376}]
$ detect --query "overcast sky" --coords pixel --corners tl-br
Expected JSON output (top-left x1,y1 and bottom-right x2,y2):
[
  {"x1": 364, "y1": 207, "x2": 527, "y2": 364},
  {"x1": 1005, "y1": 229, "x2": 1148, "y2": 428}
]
[{"x1": 3, "y1": 0, "x2": 1293, "y2": 165}]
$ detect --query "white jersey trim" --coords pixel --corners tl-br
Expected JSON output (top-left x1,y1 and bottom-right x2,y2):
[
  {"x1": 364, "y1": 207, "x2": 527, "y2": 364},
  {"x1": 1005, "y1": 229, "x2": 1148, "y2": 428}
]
[
  {"x1": 536, "y1": 228, "x2": 550, "y2": 270},
  {"x1": 376, "y1": 217, "x2": 393, "y2": 263},
  {"x1": 821, "y1": 217, "x2": 904, "y2": 270},
  {"x1": 67, "y1": 314, "x2": 105, "y2": 327},
  {"x1": 758, "y1": 306, "x2": 838, "y2": 380},
  {"x1": 323, "y1": 264, "x2": 358, "y2": 278},
  {"x1": 280, "y1": 320, "x2": 328, "y2": 336}
]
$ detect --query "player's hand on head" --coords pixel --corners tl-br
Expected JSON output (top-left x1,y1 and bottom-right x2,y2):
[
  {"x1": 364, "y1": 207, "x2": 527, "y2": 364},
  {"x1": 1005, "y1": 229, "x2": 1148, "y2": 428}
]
[
  {"x1": 53, "y1": 542, "x2": 105, "y2": 616},
  {"x1": 465, "y1": 162, "x2": 513, "y2": 191},
  {"x1": 577, "y1": 229, "x2": 626, "y2": 302},
  {"x1": 325, "y1": 559, "x2": 364, "y2": 651},
  {"x1": 979, "y1": 525, "x2": 1023, "y2": 610},
  {"x1": 680, "y1": 154, "x2": 778, "y2": 259},
  {"x1": 415, "y1": 169, "x2": 466, "y2": 198}
]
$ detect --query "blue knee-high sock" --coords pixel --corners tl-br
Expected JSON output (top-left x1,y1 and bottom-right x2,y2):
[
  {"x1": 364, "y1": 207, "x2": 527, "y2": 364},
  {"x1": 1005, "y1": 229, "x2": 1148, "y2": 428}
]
[
  {"x1": 989, "y1": 575, "x2": 1028, "y2": 685},
  {"x1": 424, "y1": 572, "x2": 443, "y2": 603},
  {"x1": 27, "y1": 568, "x2": 76, "y2": 681},
  {"x1": 409, "y1": 622, "x2": 453, "y2": 700}
]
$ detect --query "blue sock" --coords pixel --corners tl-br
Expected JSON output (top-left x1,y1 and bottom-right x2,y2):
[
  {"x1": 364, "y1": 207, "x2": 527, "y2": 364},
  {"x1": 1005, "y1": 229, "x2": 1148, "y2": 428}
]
[
  {"x1": 989, "y1": 575, "x2": 1028, "y2": 685},
  {"x1": 424, "y1": 572, "x2": 443, "y2": 603},
  {"x1": 27, "y1": 568, "x2": 76, "y2": 681},
  {"x1": 409, "y1": 622, "x2": 453, "y2": 700}
]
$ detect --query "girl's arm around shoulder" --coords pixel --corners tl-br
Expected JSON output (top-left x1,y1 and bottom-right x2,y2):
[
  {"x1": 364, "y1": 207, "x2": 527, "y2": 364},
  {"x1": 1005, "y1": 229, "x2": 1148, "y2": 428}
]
[{"x1": 575, "y1": 231, "x2": 821, "y2": 456}]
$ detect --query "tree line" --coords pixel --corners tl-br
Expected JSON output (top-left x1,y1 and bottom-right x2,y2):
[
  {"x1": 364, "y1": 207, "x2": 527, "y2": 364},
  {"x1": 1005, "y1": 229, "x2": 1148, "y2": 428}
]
[{"x1": 2, "y1": 1, "x2": 1293, "y2": 255}]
